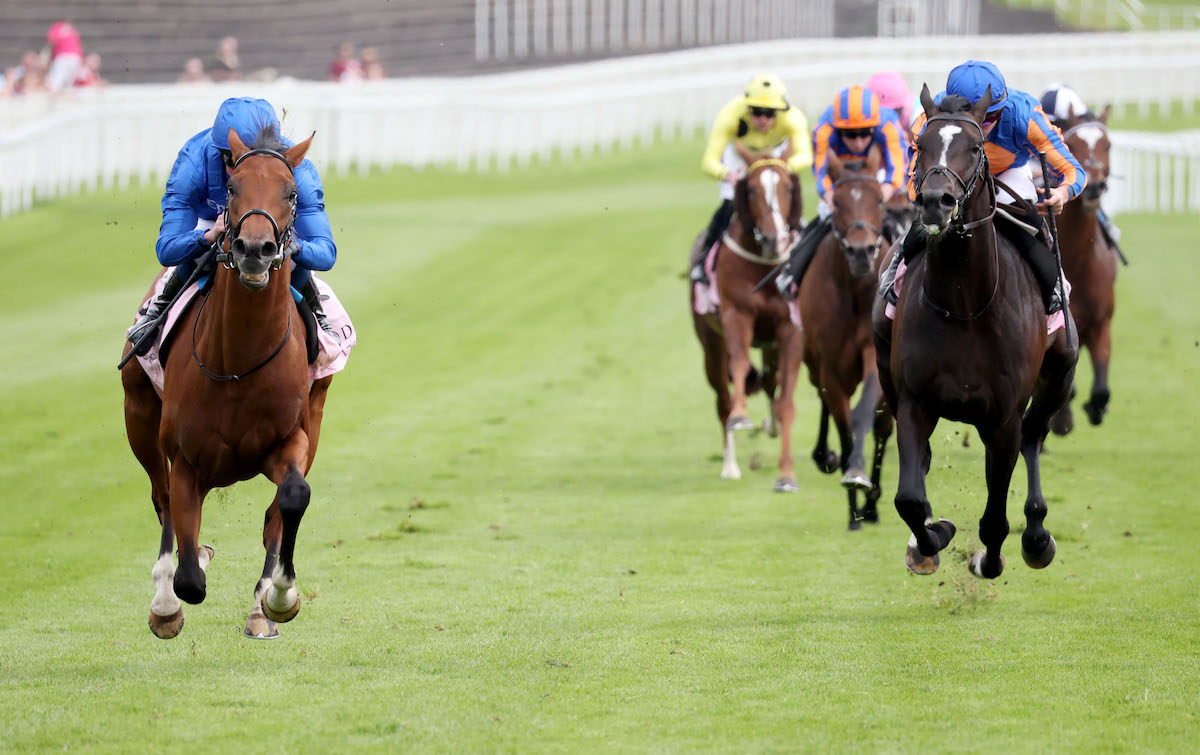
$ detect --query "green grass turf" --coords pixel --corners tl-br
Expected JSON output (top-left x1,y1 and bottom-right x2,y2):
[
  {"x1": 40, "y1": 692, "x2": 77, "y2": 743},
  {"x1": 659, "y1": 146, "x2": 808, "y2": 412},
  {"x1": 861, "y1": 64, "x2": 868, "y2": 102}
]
[{"x1": 1, "y1": 136, "x2": 1198, "y2": 752}]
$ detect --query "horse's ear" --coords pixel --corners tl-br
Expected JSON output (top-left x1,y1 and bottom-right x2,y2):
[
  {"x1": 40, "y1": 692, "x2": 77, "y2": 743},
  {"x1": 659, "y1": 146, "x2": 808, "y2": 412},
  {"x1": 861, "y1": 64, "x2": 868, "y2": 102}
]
[
  {"x1": 866, "y1": 143, "x2": 882, "y2": 175},
  {"x1": 1066, "y1": 102, "x2": 1076, "y2": 121},
  {"x1": 228, "y1": 128, "x2": 249, "y2": 164},
  {"x1": 1099, "y1": 104, "x2": 1112, "y2": 125},
  {"x1": 827, "y1": 150, "x2": 844, "y2": 183},
  {"x1": 970, "y1": 87, "x2": 993, "y2": 124},
  {"x1": 919, "y1": 84, "x2": 937, "y2": 118},
  {"x1": 284, "y1": 132, "x2": 315, "y2": 169}
]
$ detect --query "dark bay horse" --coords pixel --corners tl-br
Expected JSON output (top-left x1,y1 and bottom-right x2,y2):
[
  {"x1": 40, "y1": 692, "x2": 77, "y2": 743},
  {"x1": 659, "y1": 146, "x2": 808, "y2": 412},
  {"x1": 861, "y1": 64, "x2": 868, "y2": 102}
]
[
  {"x1": 872, "y1": 86, "x2": 1078, "y2": 578},
  {"x1": 121, "y1": 127, "x2": 333, "y2": 639},
  {"x1": 691, "y1": 158, "x2": 804, "y2": 491},
  {"x1": 1050, "y1": 105, "x2": 1118, "y2": 433},
  {"x1": 797, "y1": 149, "x2": 892, "y2": 530}
]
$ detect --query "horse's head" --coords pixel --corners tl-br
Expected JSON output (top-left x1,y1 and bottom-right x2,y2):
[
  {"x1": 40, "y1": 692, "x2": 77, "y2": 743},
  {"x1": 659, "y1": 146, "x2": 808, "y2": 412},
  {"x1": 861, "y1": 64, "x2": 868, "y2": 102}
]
[
  {"x1": 733, "y1": 158, "x2": 797, "y2": 259},
  {"x1": 1061, "y1": 104, "x2": 1112, "y2": 209},
  {"x1": 222, "y1": 127, "x2": 314, "y2": 291},
  {"x1": 826, "y1": 149, "x2": 885, "y2": 279},
  {"x1": 913, "y1": 84, "x2": 992, "y2": 236}
]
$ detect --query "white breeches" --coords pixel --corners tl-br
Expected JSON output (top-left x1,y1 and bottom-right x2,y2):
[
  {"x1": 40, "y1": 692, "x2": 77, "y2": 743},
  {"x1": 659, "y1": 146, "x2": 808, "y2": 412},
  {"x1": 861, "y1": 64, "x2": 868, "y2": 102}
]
[{"x1": 996, "y1": 164, "x2": 1037, "y2": 205}]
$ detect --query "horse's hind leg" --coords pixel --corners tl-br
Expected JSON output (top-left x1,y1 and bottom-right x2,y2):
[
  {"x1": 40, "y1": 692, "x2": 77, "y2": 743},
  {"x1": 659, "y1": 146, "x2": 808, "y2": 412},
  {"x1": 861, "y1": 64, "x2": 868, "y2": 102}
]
[
  {"x1": 969, "y1": 418, "x2": 1020, "y2": 579},
  {"x1": 811, "y1": 402, "x2": 839, "y2": 474},
  {"x1": 759, "y1": 345, "x2": 780, "y2": 437},
  {"x1": 895, "y1": 400, "x2": 954, "y2": 574},
  {"x1": 1082, "y1": 319, "x2": 1112, "y2": 426},
  {"x1": 842, "y1": 371, "x2": 882, "y2": 490},
  {"x1": 261, "y1": 432, "x2": 312, "y2": 625},
  {"x1": 771, "y1": 325, "x2": 804, "y2": 493},
  {"x1": 861, "y1": 401, "x2": 893, "y2": 524}
]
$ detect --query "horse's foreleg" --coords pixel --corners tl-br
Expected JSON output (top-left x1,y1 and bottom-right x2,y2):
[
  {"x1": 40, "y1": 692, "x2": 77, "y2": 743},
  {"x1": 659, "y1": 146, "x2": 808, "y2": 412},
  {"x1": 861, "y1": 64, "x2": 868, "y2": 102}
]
[
  {"x1": 720, "y1": 310, "x2": 756, "y2": 432},
  {"x1": 895, "y1": 400, "x2": 953, "y2": 574},
  {"x1": 1082, "y1": 319, "x2": 1112, "y2": 426},
  {"x1": 244, "y1": 499, "x2": 284, "y2": 639},
  {"x1": 772, "y1": 327, "x2": 804, "y2": 493},
  {"x1": 699, "y1": 326, "x2": 738, "y2": 479},
  {"x1": 861, "y1": 401, "x2": 893, "y2": 524},
  {"x1": 969, "y1": 419, "x2": 1020, "y2": 579},
  {"x1": 168, "y1": 460, "x2": 209, "y2": 605},
  {"x1": 261, "y1": 432, "x2": 312, "y2": 625},
  {"x1": 842, "y1": 370, "x2": 881, "y2": 490},
  {"x1": 760, "y1": 345, "x2": 780, "y2": 437},
  {"x1": 811, "y1": 401, "x2": 839, "y2": 474}
]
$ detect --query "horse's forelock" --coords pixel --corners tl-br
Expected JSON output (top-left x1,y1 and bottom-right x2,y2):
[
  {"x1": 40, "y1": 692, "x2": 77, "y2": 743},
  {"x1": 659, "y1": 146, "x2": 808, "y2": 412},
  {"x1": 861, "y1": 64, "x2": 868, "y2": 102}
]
[
  {"x1": 251, "y1": 123, "x2": 289, "y2": 154},
  {"x1": 937, "y1": 95, "x2": 973, "y2": 114}
]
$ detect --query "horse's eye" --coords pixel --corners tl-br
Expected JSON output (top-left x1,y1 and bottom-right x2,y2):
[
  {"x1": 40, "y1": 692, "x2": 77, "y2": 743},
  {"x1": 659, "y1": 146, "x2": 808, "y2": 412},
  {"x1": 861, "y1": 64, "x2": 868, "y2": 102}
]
[
  {"x1": 971, "y1": 144, "x2": 982, "y2": 154},
  {"x1": 227, "y1": 183, "x2": 237, "y2": 196}
]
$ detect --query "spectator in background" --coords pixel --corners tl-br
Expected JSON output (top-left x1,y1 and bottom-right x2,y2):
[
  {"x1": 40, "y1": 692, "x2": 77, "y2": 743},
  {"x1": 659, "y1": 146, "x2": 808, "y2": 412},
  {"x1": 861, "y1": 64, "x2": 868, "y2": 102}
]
[
  {"x1": 11, "y1": 51, "x2": 48, "y2": 96},
  {"x1": 178, "y1": 57, "x2": 211, "y2": 84},
  {"x1": 329, "y1": 42, "x2": 362, "y2": 83},
  {"x1": 208, "y1": 36, "x2": 241, "y2": 82},
  {"x1": 361, "y1": 47, "x2": 385, "y2": 80},
  {"x1": 45, "y1": 21, "x2": 84, "y2": 92},
  {"x1": 73, "y1": 53, "x2": 108, "y2": 88}
]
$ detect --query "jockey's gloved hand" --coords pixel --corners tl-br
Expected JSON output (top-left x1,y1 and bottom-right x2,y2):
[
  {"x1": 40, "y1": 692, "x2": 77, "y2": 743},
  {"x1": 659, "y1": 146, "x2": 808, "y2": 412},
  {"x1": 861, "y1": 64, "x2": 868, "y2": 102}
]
[{"x1": 284, "y1": 240, "x2": 302, "y2": 258}]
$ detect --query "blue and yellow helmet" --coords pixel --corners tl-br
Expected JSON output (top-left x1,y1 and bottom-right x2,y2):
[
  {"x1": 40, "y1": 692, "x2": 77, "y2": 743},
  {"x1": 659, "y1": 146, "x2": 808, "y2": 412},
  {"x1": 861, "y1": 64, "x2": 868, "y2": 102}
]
[
  {"x1": 832, "y1": 86, "x2": 882, "y2": 130},
  {"x1": 946, "y1": 60, "x2": 1008, "y2": 113}
]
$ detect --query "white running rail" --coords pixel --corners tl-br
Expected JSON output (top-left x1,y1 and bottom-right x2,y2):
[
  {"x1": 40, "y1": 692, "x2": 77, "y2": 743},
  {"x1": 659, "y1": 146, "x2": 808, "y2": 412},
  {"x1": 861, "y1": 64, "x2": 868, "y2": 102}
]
[{"x1": 2, "y1": 31, "x2": 1199, "y2": 217}]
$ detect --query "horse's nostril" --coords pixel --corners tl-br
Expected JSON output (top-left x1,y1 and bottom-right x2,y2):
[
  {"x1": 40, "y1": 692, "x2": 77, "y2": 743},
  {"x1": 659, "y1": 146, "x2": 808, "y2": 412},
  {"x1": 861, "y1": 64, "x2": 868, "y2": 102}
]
[
  {"x1": 261, "y1": 241, "x2": 277, "y2": 260},
  {"x1": 231, "y1": 238, "x2": 246, "y2": 255},
  {"x1": 938, "y1": 194, "x2": 956, "y2": 210}
]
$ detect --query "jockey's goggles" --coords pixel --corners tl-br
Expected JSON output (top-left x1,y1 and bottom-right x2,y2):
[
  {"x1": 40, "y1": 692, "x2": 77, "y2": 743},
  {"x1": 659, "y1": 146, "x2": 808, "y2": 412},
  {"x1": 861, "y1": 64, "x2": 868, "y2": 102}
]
[
  {"x1": 749, "y1": 107, "x2": 779, "y2": 118},
  {"x1": 983, "y1": 110, "x2": 1002, "y2": 125},
  {"x1": 839, "y1": 127, "x2": 874, "y2": 140}
]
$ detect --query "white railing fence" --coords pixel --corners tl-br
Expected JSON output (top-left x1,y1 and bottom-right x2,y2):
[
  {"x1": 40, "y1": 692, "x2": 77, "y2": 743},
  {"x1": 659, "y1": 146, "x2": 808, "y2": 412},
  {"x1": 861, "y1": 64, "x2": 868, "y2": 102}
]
[
  {"x1": 475, "y1": 0, "x2": 836, "y2": 61},
  {"x1": 878, "y1": 0, "x2": 981, "y2": 37},
  {"x1": 3, "y1": 31, "x2": 1199, "y2": 218},
  {"x1": 1108, "y1": 130, "x2": 1200, "y2": 215}
]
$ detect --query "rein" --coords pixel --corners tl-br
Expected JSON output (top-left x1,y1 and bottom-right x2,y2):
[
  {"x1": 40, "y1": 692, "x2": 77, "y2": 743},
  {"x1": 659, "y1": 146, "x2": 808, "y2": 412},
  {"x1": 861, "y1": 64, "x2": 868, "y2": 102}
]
[
  {"x1": 829, "y1": 174, "x2": 884, "y2": 257},
  {"x1": 193, "y1": 147, "x2": 297, "y2": 382}
]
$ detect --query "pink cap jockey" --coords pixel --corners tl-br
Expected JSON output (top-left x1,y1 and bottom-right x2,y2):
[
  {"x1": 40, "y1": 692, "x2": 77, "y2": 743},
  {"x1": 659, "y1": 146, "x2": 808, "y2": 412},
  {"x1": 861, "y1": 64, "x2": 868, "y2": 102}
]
[
  {"x1": 867, "y1": 71, "x2": 913, "y2": 131},
  {"x1": 47, "y1": 21, "x2": 84, "y2": 57}
]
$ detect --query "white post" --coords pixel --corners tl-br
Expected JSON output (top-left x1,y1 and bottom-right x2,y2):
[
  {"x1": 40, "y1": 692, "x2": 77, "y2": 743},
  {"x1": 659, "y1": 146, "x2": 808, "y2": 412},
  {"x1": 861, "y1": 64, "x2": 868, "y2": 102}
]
[{"x1": 476, "y1": 0, "x2": 491, "y2": 61}]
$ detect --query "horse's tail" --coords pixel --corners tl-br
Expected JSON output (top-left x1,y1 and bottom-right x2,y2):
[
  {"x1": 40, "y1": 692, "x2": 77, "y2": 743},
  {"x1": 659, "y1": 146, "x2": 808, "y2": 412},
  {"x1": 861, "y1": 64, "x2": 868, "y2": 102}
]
[{"x1": 745, "y1": 363, "x2": 764, "y2": 396}]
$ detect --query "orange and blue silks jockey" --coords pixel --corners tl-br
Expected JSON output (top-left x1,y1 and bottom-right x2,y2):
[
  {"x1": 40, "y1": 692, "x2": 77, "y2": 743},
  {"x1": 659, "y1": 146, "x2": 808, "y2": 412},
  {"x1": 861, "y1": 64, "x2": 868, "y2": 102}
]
[{"x1": 880, "y1": 60, "x2": 1088, "y2": 315}]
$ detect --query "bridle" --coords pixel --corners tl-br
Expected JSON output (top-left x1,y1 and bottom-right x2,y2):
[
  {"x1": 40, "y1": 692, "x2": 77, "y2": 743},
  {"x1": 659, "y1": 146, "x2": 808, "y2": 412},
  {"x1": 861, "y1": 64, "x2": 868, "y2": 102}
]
[
  {"x1": 915, "y1": 112, "x2": 1000, "y2": 320},
  {"x1": 724, "y1": 158, "x2": 797, "y2": 264},
  {"x1": 914, "y1": 113, "x2": 996, "y2": 235},
  {"x1": 1061, "y1": 119, "x2": 1110, "y2": 185},
  {"x1": 195, "y1": 147, "x2": 297, "y2": 381},
  {"x1": 216, "y1": 148, "x2": 297, "y2": 271},
  {"x1": 828, "y1": 173, "x2": 884, "y2": 259}
]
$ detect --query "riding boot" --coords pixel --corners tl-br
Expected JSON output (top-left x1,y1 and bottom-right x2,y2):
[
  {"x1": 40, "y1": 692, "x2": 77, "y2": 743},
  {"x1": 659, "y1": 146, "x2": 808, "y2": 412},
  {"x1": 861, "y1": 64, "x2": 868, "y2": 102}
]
[
  {"x1": 691, "y1": 200, "x2": 734, "y2": 285},
  {"x1": 128, "y1": 271, "x2": 185, "y2": 355},
  {"x1": 880, "y1": 224, "x2": 926, "y2": 305},
  {"x1": 300, "y1": 277, "x2": 341, "y2": 344},
  {"x1": 774, "y1": 216, "x2": 832, "y2": 298},
  {"x1": 1005, "y1": 220, "x2": 1064, "y2": 315}
]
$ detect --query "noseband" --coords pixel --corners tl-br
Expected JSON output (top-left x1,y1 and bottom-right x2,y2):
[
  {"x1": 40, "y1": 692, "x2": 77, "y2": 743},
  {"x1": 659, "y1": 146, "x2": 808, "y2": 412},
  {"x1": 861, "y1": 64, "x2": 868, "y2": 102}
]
[
  {"x1": 216, "y1": 148, "x2": 297, "y2": 271},
  {"x1": 829, "y1": 174, "x2": 884, "y2": 257},
  {"x1": 916, "y1": 113, "x2": 996, "y2": 234},
  {"x1": 724, "y1": 158, "x2": 796, "y2": 264}
]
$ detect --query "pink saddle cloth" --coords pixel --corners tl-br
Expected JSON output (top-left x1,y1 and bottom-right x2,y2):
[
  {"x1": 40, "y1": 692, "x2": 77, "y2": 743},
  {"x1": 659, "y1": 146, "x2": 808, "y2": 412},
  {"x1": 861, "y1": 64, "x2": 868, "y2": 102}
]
[
  {"x1": 693, "y1": 241, "x2": 805, "y2": 331},
  {"x1": 126, "y1": 271, "x2": 356, "y2": 397},
  {"x1": 884, "y1": 258, "x2": 1069, "y2": 335}
]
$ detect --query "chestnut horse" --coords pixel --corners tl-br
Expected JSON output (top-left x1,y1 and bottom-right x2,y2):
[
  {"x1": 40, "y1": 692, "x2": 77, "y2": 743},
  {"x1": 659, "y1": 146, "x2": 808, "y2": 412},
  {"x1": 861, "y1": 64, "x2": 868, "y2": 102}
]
[
  {"x1": 691, "y1": 158, "x2": 804, "y2": 491},
  {"x1": 1050, "y1": 105, "x2": 1118, "y2": 433},
  {"x1": 121, "y1": 128, "x2": 332, "y2": 639},
  {"x1": 798, "y1": 150, "x2": 892, "y2": 530},
  {"x1": 872, "y1": 87, "x2": 1078, "y2": 578}
]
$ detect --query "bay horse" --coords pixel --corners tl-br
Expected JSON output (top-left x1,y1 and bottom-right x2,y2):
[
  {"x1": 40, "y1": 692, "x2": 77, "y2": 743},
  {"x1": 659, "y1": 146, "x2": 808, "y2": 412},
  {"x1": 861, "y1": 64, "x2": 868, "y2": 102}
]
[
  {"x1": 691, "y1": 158, "x2": 804, "y2": 491},
  {"x1": 1049, "y1": 104, "x2": 1118, "y2": 433},
  {"x1": 872, "y1": 86, "x2": 1078, "y2": 578},
  {"x1": 121, "y1": 127, "x2": 332, "y2": 639},
  {"x1": 797, "y1": 149, "x2": 892, "y2": 529}
]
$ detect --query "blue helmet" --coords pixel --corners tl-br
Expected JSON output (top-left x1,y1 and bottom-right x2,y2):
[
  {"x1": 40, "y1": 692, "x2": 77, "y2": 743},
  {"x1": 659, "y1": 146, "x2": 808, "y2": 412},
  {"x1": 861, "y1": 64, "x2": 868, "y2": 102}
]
[
  {"x1": 946, "y1": 60, "x2": 1008, "y2": 114},
  {"x1": 211, "y1": 97, "x2": 280, "y2": 151}
]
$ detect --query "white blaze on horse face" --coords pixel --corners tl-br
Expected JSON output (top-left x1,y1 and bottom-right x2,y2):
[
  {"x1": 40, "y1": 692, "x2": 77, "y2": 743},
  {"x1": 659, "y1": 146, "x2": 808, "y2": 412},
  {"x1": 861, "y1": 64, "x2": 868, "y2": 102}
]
[
  {"x1": 1073, "y1": 125, "x2": 1105, "y2": 151},
  {"x1": 937, "y1": 124, "x2": 963, "y2": 167},
  {"x1": 850, "y1": 187, "x2": 863, "y2": 202},
  {"x1": 759, "y1": 170, "x2": 786, "y2": 236}
]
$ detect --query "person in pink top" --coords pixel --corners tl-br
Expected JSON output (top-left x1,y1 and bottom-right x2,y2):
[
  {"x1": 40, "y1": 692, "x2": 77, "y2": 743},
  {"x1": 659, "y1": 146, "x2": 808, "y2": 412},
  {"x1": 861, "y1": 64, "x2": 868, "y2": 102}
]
[
  {"x1": 45, "y1": 21, "x2": 84, "y2": 92},
  {"x1": 867, "y1": 70, "x2": 914, "y2": 133}
]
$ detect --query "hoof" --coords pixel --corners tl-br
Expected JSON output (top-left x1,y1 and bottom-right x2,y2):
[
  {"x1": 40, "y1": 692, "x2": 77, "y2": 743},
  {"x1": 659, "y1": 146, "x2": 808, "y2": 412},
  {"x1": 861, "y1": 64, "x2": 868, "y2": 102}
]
[
  {"x1": 262, "y1": 593, "x2": 300, "y2": 624},
  {"x1": 812, "y1": 449, "x2": 839, "y2": 474},
  {"x1": 148, "y1": 608, "x2": 185, "y2": 639},
  {"x1": 904, "y1": 534, "x2": 940, "y2": 575},
  {"x1": 861, "y1": 502, "x2": 879, "y2": 524},
  {"x1": 968, "y1": 550, "x2": 1005, "y2": 579},
  {"x1": 720, "y1": 466, "x2": 742, "y2": 480},
  {"x1": 1021, "y1": 533, "x2": 1057, "y2": 569},
  {"x1": 726, "y1": 415, "x2": 755, "y2": 432},
  {"x1": 761, "y1": 416, "x2": 779, "y2": 438},
  {"x1": 1049, "y1": 408, "x2": 1074, "y2": 437},
  {"x1": 244, "y1": 613, "x2": 281, "y2": 640},
  {"x1": 840, "y1": 468, "x2": 871, "y2": 490},
  {"x1": 848, "y1": 517, "x2": 862, "y2": 532},
  {"x1": 774, "y1": 477, "x2": 800, "y2": 494},
  {"x1": 1083, "y1": 400, "x2": 1107, "y2": 426}
]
